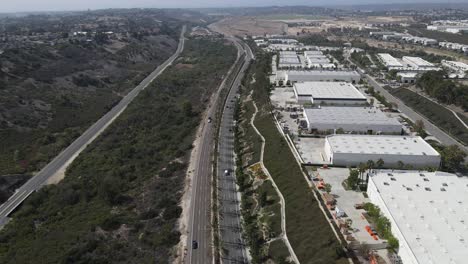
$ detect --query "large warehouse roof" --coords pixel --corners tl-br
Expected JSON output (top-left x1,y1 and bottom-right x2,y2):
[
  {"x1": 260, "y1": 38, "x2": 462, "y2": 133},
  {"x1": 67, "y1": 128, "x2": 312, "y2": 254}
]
[
  {"x1": 402, "y1": 56, "x2": 435, "y2": 67},
  {"x1": 294, "y1": 82, "x2": 366, "y2": 100},
  {"x1": 326, "y1": 135, "x2": 440, "y2": 156},
  {"x1": 378, "y1": 53, "x2": 403, "y2": 67},
  {"x1": 304, "y1": 107, "x2": 401, "y2": 126},
  {"x1": 286, "y1": 70, "x2": 360, "y2": 78},
  {"x1": 369, "y1": 170, "x2": 468, "y2": 264}
]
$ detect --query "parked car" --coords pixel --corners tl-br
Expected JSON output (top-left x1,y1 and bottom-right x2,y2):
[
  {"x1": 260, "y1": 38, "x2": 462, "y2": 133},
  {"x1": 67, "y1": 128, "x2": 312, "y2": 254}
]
[{"x1": 192, "y1": 240, "x2": 198, "y2": 249}]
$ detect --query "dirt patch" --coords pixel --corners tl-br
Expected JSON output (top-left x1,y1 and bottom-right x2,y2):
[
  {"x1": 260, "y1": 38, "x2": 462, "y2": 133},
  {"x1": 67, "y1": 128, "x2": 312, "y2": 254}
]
[
  {"x1": 211, "y1": 17, "x2": 287, "y2": 36},
  {"x1": 175, "y1": 63, "x2": 194, "y2": 69}
]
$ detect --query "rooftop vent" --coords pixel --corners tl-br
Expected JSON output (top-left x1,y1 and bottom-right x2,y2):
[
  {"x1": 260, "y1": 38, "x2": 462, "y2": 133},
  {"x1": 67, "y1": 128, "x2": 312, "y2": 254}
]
[
  {"x1": 420, "y1": 173, "x2": 425, "y2": 177},
  {"x1": 441, "y1": 188, "x2": 446, "y2": 192},
  {"x1": 443, "y1": 183, "x2": 448, "y2": 187},
  {"x1": 425, "y1": 187, "x2": 432, "y2": 191},
  {"x1": 407, "y1": 187, "x2": 413, "y2": 191},
  {"x1": 391, "y1": 177, "x2": 396, "y2": 181},
  {"x1": 424, "y1": 178, "x2": 430, "y2": 182},
  {"x1": 384, "y1": 182, "x2": 390, "y2": 186}
]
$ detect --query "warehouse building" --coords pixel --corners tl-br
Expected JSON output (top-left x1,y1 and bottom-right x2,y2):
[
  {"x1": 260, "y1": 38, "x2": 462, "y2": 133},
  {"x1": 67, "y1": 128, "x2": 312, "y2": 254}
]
[
  {"x1": 367, "y1": 170, "x2": 468, "y2": 264},
  {"x1": 303, "y1": 107, "x2": 403, "y2": 134},
  {"x1": 274, "y1": 70, "x2": 361, "y2": 85},
  {"x1": 324, "y1": 135, "x2": 441, "y2": 169},
  {"x1": 293, "y1": 82, "x2": 367, "y2": 105},
  {"x1": 397, "y1": 72, "x2": 418, "y2": 83},
  {"x1": 401, "y1": 56, "x2": 438, "y2": 71},
  {"x1": 378, "y1": 53, "x2": 403, "y2": 70},
  {"x1": 278, "y1": 51, "x2": 303, "y2": 69},
  {"x1": 442, "y1": 60, "x2": 468, "y2": 78}
]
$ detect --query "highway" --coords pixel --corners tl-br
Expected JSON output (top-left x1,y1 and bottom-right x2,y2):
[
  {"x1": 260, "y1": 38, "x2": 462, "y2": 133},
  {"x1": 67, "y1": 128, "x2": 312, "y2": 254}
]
[
  {"x1": 0, "y1": 25, "x2": 187, "y2": 227},
  {"x1": 216, "y1": 38, "x2": 253, "y2": 264},
  {"x1": 186, "y1": 35, "x2": 253, "y2": 264}
]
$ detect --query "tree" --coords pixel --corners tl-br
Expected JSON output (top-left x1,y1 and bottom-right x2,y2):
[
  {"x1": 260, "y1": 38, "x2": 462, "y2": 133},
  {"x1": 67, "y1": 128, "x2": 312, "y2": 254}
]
[
  {"x1": 324, "y1": 183, "x2": 332, "y2": 194},
  {"x1": 414, "y1": 120, "x2": 427, "y2": 138},
  {"x1": 396, "y1": 161, "x2": 404, "y2": 169},
  {"x1": 440, "y1": 145, "x2": 467, "y2": 172},
  {"x1": 387, "y1": 236, "x2": 399, "y2": 252},
  {"x1": 347, "y1": 169, "x2": 359, "y2": 190},
  {"x1": 358, "y1": 163, "x2": 368, "y2": 186},
  {"x1": 336, "y1": 128, "x2": 345, "y2": 134},
  {"x1": 376, "y1": 158, "x2": 384, "y2": 169}
]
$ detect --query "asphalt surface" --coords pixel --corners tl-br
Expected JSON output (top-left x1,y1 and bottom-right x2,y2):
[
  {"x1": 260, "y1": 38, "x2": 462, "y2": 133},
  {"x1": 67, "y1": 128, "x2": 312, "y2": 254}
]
[
  {"x1": 365, "y1": 74, "x2": 468, "y2": 153},
  {"x1": 216, "y1": 39, "x2": 253, "y2": 264},
  {"x1": 186, "y1": 37, "x2": 253, "y2": 264},
  {"x1": 0, "y1": 26, "x2": 187, "y2": 227}
]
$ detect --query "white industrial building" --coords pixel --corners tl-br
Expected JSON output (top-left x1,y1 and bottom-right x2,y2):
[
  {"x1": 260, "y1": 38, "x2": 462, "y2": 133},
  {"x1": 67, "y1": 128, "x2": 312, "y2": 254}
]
[
  {"x1": 324, "y1": 135, "x2": 441, "y2": 169},
  {"x1": 442, "y1": 60, "x2": 468, "y2": 78},
  {"x1": 378, "y1": 53, "x2": 403, "y2": 70},
  {"x1": 274, "y1": 70, "x2": 361, "y2": 85},
  {"x1": 367, "y1": 170, "x2": 468, "y2": 264},
  {"x1": 303, "y1": 106, "x2": 403, "y2": 134},
  {"x1": 401, "y1": 56, "x2": 438, "y2": 71},
  {"x1": 278, "y1": 51, "x2": 303, "y2": 69},
  {"x1": 397, "y1": 72, "x2": 418, "y2": 83},
  {"x1": 293, "y1": 82, "x2": 367, "y2": 105}
]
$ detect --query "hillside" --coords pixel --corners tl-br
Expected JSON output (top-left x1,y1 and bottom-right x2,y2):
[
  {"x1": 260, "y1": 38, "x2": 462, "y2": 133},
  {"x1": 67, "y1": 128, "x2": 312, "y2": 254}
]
[
  {"x1": 0, "y1": 36, "x2": 237, "y2": 263},
  {"x1": 0, "y1": 10, "x2": 198, "y2": 202}
]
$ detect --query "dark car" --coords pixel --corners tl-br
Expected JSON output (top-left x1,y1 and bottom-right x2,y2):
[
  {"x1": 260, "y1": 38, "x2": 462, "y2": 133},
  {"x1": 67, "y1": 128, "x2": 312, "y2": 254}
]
[{"x1": 192, "y1": 240, "x2": 198, "y2": 249}]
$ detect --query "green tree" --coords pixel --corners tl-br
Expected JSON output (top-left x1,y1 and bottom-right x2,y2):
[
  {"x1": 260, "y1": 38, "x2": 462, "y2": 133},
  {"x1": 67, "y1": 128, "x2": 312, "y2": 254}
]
[
  {"x1": 324, "y1": 183, "x2": 332, "y2": 194},
  {"x1": 387, "y1": 236, "x2": 399, "y2": 252},
  {"x1": 440, "y1": 145, "x2": 467, "y2": 172},
  {"x1": 396, "y1": 161, "x2": 405, "y2": 169},
  {"x1": 376, "y1": 158, "x2": 384, "y2": 169},
  {"x1": 347, "y1": 169, "x2": 359, "y2": 190}
]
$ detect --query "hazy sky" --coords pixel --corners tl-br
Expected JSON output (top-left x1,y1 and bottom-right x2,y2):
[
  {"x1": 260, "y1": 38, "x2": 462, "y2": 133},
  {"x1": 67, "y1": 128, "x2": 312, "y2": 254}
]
[{"x1": 0, "y1": 0, "x2": 465, "y2": 13}]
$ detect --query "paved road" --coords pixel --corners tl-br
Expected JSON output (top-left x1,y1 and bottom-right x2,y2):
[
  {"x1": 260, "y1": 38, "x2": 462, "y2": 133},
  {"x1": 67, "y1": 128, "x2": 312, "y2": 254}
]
[
  {"x1": 365, "y1": 74, "x2": 468, "y2": 153},
  {"x1": 186, "y1": 36, "x2": 253, "y2": 264},
  {"x1": 0, "y1": 26, "x2": 187, "y2": 227},
  {"x1": 217, "y1": 39, "x2": 253, "y2": 264}
]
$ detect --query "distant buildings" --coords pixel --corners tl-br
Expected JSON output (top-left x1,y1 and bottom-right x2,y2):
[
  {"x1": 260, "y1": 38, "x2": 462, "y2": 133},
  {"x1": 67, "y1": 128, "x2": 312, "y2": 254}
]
[
  {"x1": 401, "y1": 56, "x2": 438, "y2": 71},
  {"x1": 370, "y1": 31, "x2": 438, "y2": 46},
  {"x1": 273, "y1": 70, "x2": 360, "y2": 86},
  {"x1": 324, "y1": 135, "x2": 441, "y2": 169},
  {"x1": 367, "y1": 170, "x2": 468, "y2": 264},
  {"x1": 442, "y1": 60, "x2": 468, "y2": 78},
  {"x1": 278, "y1": 51, "x2": 304, "y2": 69},
  {"x1": 293, "y1": 82, "x2": 367, "y2": 105},
  {"x1": 377, "y1": 53, "x2": 441, "y2": 73},
  {"x1": 303, "y1": 106, "x2": 403, "y2": 134},
  {"x1": 427, "y1": 20, "x2": 468, "y2": 34}
]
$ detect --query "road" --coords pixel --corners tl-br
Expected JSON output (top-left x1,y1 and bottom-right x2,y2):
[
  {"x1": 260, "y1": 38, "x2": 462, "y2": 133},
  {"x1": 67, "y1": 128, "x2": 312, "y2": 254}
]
[
  {"x1": 216, "y1": 38, "x2": 253, "y2": 264},
  {"x1": 0, "y1": 26, "x2": 187, "y2": 227},
  {"x1": 186, "y1": 35, "x2": 253, "y2": 264},
  {"x1": 345, "y1": 52, "x2": 467, "y2": 153},
  {"x1": 365, "y1": 74, "x2": 468, "y2": 153}
]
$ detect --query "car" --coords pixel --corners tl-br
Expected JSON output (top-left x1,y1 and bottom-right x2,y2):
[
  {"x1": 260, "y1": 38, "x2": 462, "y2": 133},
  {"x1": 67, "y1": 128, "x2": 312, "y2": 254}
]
[
  {"x1": 192, "y1": 240, "x2": 198, "y2": 249},
  {"x1": 208, "y1": 117, "x2": 212, "y2": 123},
  {"x1": 224, "y1": 169, "x2": 230, "y2": 176}
]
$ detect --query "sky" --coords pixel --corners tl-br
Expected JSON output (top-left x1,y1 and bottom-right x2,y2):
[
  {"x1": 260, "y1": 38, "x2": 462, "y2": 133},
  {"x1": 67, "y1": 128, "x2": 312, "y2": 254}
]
[{"x1": 0, "y1": 0, "x2": 465, "y2": 13}]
